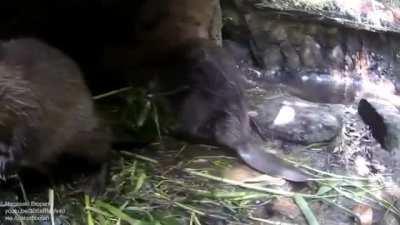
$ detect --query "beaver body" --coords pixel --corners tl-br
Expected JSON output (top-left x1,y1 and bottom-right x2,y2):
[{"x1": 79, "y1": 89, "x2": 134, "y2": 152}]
[
  {"x1": 102, "y1": 0, "x2": 308, "y2": 182},
  {"x1": 159, "y1": 40, "x2": 310, "y2": 182},
  {"x1": 0, "y1": 38, "x2": 110, "y2": 182}
]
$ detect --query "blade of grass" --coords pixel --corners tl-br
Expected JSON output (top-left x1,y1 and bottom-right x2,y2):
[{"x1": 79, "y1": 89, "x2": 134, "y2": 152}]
[
  {"x1": 134, "y1": 172, "x2": 147, "y2": 193},
  {"x1": 49, "y1": 189, "x2": 55, "y2": 225},
  {"x1": 95, "y1": 200, "x2": 146, "y2": 225},
  {"x1": 152, "y1": 103, "x2": 163, "y2": 149},
  {"x1": 85, "y1": 195, "x2": 95, "y2": 225},
  {"x1": 294, "y1": 195, "x2": 319, "y2": 225},
  {"x1": 185, "y1": 169, "x2": 316, "y2": 198},
  {"x1": 190, "y1": 212, "x2": 202, "y2": 225}
]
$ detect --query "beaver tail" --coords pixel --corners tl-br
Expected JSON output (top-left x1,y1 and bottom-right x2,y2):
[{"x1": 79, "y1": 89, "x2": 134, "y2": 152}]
[{"x1": 236, "y1": 143, "x2": 311, "y2": 182}]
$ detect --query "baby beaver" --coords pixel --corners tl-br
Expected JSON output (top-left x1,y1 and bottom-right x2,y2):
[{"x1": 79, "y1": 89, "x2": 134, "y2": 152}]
[{"x1": 0, "y1": 38, "x2": 110, "y2": 189}]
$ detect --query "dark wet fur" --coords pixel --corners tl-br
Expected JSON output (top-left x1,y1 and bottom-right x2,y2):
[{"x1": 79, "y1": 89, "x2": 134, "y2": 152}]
[
  {"x1": 0, "y1": 38, "x2": 111, "y2": 194},
  {"x1": 163, "y1": 40, "x2": 310, "y2": 182}
]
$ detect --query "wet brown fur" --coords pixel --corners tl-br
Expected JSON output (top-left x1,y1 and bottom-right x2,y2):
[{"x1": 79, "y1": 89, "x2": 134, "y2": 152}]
[
  {"x1": 0, "y1": 38, "x2": 110, "y2": 185},
  {"x1": 159, "y1": 40, "x2": 310, "y2": 182},
  {"x1": 104, "y1": 0, "x2": 219, "y2": 71},
  {"x1": 102, "y1": 0, "x2": 310, "y2": 181}
]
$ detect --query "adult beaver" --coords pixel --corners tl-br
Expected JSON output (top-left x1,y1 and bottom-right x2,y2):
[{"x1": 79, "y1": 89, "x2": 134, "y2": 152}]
[
  {"x1": 102, "y1": 0, "x2": 309, "y2": 182},
  {"x1": 160, "y1": 40, "x2": 310, "y2": 182},
  {"x1": 0, "y1": 38, "x2": 110, "y2": 189}
]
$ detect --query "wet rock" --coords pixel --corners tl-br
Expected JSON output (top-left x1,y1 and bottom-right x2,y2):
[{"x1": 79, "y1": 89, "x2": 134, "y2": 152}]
[
  {"x1": 246, "y1": 17, "x2": 288, "y2": 44},
  {"x1": 344, "y1": 34, "x2": 362, "y2": 70},
  {"x1": 395, "y1": 79, "x2": 400, "y2": 95},
  {"x1": 281, "y1": 41, "x2": 301, "y2": 70},
  {"x1": 281, "y1": 72, "x2": 360, "y2": 104},
  {"x1": 244, "y1": 14, "x2": 273, "y2": 51},
  {"x1": 222, "y1": 22, "x2": 252, "y2": 44},
  {"x1": 358, "y1": 98, "x2": 400, "y2": 152},
  {"x1": 301, "y1": 36, "x2": 324, "y2": 68},
  {"x1": 223, "y1": 40, "x2": 253, "y2": 65},
  {"x1": 305, "y1": 24, "x2": 320, "y2": 36},
  {"x1": 326, "y1": 27, "x2": 339, "y2": 35},
  {"x1": 244, "y1": 13, "x2": 274, "y2": 33},
  {"x1": 395, "y1": 47, "x2": 400, "y2": 63},
  {"x1": 329, "y1": 45, "x2": 345, "y2": 68},
  {"x1": 251, "y1": 31, "x2": 271, "y2": 51},
  {"x1": 262, "y1": 44, "x2": 283, "y2": 71},
  {"x1": 222, "y1": 3, "x2": 251, "y2": 43},
  {"x1": 268, "y1": 24, "x2": 288, "y2": 43},
  {"x1": 326, "y1": 27, "x2": 341, "y2": 48},
  {"x1": 254, "y1": 96, "x2": 342, "y2": 144},
  {"x1": 344, "y1": 55, "x2": 355, "y2": 71},
  {"x1": 317, "y1": 197, "x2": 356, "y2": 225},
  {"x1": 287, "y1": 27, "x2": 305, "y2": 45},
  {"x1": 222, "y1": 8, "x2": 241, "y2": 26},
  {"x1": 346, "y1": 33, "x2": 362, "y2": 55},
  {"x1": 381, "y1": 213, "x2": 400, "y2": 225}
]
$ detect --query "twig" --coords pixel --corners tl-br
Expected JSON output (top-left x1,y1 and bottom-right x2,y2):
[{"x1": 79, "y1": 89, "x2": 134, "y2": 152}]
[
  {"x1": 119, "y1": 151, "x2": 159, "y2": 164},
  {"x1": 93, "y1": 87, "x2": 132, "y2": 100},
  {"x1": 49, "y1": 189, "x2": 55, "y2": 225},
  {"x1": 16, "y1": 175, "x2": 29, "y2": 203},
  {"x1": 184, "y1": 169, "x2": 316, "y2": 198}
]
